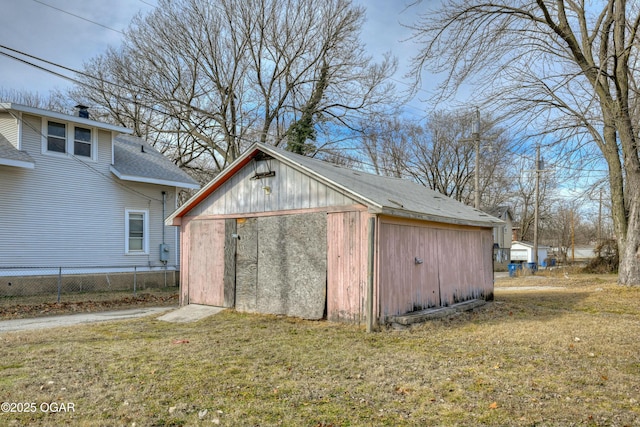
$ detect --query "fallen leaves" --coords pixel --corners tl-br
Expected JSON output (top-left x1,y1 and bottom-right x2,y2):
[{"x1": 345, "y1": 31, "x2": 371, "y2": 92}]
[
  {"x1": 0, "y1": 292, "x2": 178, "y2": 319},
  {"x1": 395, "y1": 386, "x2": 413, "y2": 395},
  {"x1": 489, "y1": 401, "x2": 499, "y2": 409}
]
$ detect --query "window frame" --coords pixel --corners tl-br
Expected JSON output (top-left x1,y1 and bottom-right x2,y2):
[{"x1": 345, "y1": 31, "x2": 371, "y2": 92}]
[
  {"x1": 73, "y1": 126, "x2": 93, "y2": 158},
  {"x1": 125, "y1": 209, "x2": 149, "y2": 255},
  {"x1": 41, "y1": 118, "x2": 97, "y2": 161}
]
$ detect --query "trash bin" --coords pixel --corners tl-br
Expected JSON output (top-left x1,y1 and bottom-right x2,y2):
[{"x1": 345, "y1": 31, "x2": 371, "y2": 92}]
[
  {"x1": 508, "y1": 263, "x2": 522, "y2": 277},
  {"x1": 526, "y1": 262, "x2": 538, "y2": 273}
]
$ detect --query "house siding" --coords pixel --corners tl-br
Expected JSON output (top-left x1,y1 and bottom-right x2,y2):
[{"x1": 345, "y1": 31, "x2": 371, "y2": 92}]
[
  {"x1": 187, "y1": 158, "x2": 355, "y2": 217},
  {"x1": 0, "y1": 112, "x2": 19, "y2": 147},
  {"x1": 0, "y1": 113, "x2": 181, "y2": 269}
]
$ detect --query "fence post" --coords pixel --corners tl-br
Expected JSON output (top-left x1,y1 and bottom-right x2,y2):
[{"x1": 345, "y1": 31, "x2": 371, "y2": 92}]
[
  {"x1": 57, "y1": 267, "x2": 62, "y2": 303},
  {"x1": 133, "y1": 266, "x2": 137, "y2": 297}
]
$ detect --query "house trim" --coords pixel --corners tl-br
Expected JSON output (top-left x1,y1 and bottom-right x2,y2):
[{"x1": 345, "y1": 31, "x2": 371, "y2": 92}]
[
  {"x1": 1, "y1": 103, "x2": 131, "y2": 134},
  {"x1": 111, "y1": 166, "x2": 200, "y2": 189},
  {"x1": 125, "y1": 208, "x2": 150, "y2": 255},
  {"x1": 40, "y1": 117, "x2": 99, "y2": 162},
  {"x1": 0, "y1": 157, "x2": 35, "y2": 169}
]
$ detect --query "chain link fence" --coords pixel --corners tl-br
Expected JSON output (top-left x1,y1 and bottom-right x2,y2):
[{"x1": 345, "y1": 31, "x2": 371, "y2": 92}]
[{"x1": 0, "y1": 266, "x2": 179, "y2": 307}]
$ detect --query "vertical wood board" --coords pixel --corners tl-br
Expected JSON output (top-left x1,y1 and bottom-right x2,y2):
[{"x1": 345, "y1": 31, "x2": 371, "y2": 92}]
[
  {"x1": 377, "y1": 222, "x2": 440, "y2": 318},
  {"x1": 187, "y1": 219, "x2": 226, "y2": 306},
  {"x1": 326, "y1": 211, "x2": 368, "y2": 323},
  {"x1": 193, "y1": 158, "x2": 356, "y2": 216}
]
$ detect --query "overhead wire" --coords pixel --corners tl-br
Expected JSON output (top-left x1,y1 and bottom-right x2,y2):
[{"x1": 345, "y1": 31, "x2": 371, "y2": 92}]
[
  {"x1": 3, "y1": 0, "x2": 612, "y2": 196},
  {"x1": 6, "y1": 109, "x2": 163, "y2": 202},
  {"x1": 31, "y1": 0, "x2": 125, "y2": 34}
]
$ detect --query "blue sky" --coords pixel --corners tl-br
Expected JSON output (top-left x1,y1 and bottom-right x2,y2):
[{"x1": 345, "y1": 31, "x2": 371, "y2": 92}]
[{"x1": 0, "y1": 0, "x2": 437, "y2": 119}]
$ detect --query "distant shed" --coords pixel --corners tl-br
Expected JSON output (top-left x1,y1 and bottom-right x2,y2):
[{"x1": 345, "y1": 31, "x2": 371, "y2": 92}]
[{"x1": 166, "y1": 143, "x2": 503, "y2": 326}]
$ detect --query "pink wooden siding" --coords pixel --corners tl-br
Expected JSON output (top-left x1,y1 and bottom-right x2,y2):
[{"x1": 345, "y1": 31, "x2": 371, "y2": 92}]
[
  {"x1": 326, "y1": 210, "x2": 369, "y2": 323},
  {"x1": 436, "y1": 227, "x2": 493, "y2": 306},
  {"x1": 186, "y1": 219, "x2": 226, "y2": 306},
  {"x1": 179, "y1": 218, "x2": 191, "y2": 305},
  {"x1": 377, "y1": 217, "x2": 493, "y2": 319},
  {"x1": 378, "y1": 221, "x2": 441, "y2": 318}
]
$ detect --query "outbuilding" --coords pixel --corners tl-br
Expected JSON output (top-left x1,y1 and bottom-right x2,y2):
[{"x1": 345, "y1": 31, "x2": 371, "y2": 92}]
[
  {"x1": 511, "y1": 241, "x2": 550, "y2": 264},
  {"x1": 166, "y1": 143, "x2": 503, "y2": 326}
]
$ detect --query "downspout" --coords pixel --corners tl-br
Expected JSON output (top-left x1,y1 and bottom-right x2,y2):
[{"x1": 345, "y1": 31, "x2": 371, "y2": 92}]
[
  {"x1": 161, "y1": 191, "x2": 166, "y2": 246},
  {"x1": 161, "y1": 191, "x2": 167, "y2": 267},
  {"x1": 366, "y1": 216, "x2": 376, "y2": 333}
]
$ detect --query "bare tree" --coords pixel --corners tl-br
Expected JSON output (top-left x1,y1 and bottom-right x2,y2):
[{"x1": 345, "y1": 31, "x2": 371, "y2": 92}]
[
  {"x1": 359, "y1": 111, "x2": 517, "y2": 207},
  {"x1": 358, "y1": 117, "x2": 414, "y2": 177},
  {"x1": 0, "y1": 88, "x2": 68, "y2": 112},
  {"x1": 409, "y1": 1, "x2": 640, "y2": 285},
  {"x1": 70, "y1": 0, "x2": 397, "y2": 177}
]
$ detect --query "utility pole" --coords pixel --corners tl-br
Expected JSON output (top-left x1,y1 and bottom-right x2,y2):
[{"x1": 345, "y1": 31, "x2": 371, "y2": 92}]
[{"x1": 472, "y1": 108, "x2": 481, "y2": 209}]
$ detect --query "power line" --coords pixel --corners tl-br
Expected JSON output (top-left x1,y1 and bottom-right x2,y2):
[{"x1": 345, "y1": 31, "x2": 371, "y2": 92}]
[
  {"x1": 7, "y1": 109, "x2": 162, "y2": 202},
  {"x1": 31, "y1": 0, "x2": 125, "y2": 34},
  {"x1": 0, "y1": 44, "x2": 611, "y2": 187}
]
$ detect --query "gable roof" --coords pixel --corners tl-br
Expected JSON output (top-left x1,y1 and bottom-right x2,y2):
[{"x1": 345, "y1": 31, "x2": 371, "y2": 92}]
[
  {"x1": 485, "y1": 205, "x2": 512, "y2": 221},
  {"x1": 168, "y1": 143, "x2": 503, "y2": 228},
  {"x1": 111, "y1": 134, "x2": 200, "y2": 189},
  {"x1": 0, "y1": 103, "x2": 131, "y2": 134}
]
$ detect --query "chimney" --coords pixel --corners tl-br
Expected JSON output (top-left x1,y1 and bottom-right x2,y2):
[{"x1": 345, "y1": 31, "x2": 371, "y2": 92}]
[{"x1": 74, "y1": 104, "x2": 89, "y2": 119}]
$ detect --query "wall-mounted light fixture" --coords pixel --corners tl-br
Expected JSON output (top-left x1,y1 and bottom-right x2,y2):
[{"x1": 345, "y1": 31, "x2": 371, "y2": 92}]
[
  {"x1": 263, "y1": 186, "x2": 271, "y2": 195},
  {"x1": 250, "y1": 152, "x2": 276, "y2": 180}
]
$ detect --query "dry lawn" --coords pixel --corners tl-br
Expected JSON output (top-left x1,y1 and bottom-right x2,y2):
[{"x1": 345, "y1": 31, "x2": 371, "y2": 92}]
[{"x1": 0, "y1": 273, "x2": 638, "y2": 426}]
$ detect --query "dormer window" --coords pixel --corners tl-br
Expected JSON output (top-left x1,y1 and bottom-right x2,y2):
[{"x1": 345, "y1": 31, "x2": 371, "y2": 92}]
[
  {"x1": 74, "y1": 127, "x2": 92, "y2": 157},
  {"x1": 42, "y1": 119, "x2": 96, "y2": 160},
  {"x1": 47, "y1": 121, "x2": 66, "y2": 153}
]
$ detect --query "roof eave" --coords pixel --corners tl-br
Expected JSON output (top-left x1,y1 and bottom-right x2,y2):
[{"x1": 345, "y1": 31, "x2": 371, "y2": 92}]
[
  {"x1": 110, "y1": 166, "x2": 200, "y2": 189},
  {"x1": 1, "y1": 103, "x2": 132, "y2": 134},
  {"x1": 0, "y1": 158, "x2": 35, "y2": 169},
  {"x1": 376, "y1": 206, "x2": 505, "y2": 228},
  {"x1": 165, "y1": 146, "x2": 262, "y2": 225}
]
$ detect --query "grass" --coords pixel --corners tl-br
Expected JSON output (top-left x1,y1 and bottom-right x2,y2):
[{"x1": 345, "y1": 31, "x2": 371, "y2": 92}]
[{"x1": 0, "y1": 273, "x2": 638, "y2": 426}]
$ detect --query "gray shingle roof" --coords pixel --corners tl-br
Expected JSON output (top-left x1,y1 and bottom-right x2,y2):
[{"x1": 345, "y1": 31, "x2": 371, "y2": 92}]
[
  {"x1": 0, "y1": 137, "x2": 34, "y2": 168},
  {"x1": 111, "y1": 134, "x2": 199, "y2": 189},
  {"x1": 170, "y1": 143, "x2": 502, "y2": 227},
  {"x1": 264, "y1": 144, "x2": 503, "y2": 227}
]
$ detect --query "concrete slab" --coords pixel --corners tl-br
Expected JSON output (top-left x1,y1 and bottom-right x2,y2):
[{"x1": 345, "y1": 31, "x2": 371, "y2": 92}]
[
  {"x1": 157, "y1": 304, "x2": 225, "y2": 323},
  {"x1": 0, "y1": 307, "x2": 175, "y2": 333}
]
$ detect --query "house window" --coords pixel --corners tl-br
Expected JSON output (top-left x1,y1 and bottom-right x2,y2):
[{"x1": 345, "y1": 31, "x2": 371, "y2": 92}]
[
  {"x1": 42, "y1": 119, "x2": 96, "y2": 160},
  {"x1": 125, "y1": 209, "x2": 149, "y2": 254},
  {"x1": 74, "y1": 127, "x2": 92, "y2": 157},
  {"x1": 47, "y1": 121, "x2": 66, "y2": 153}
]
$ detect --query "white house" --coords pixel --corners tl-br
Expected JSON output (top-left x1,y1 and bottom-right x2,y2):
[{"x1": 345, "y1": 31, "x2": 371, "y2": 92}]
[
  {"x1": 486, "y1": 206, "x2": 513, "y2": 265},
  {"x1": 510, "y1": 241, "x2": 550, "y2": 264},
  {"x1": 0, "y1": 103, "x2": 199, "y2": 287}
]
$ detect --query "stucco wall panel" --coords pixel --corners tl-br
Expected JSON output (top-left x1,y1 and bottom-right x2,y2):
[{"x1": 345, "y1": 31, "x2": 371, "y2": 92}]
[{"x1": 256, "y1": 213, "x2": 326, "y2": 319}]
